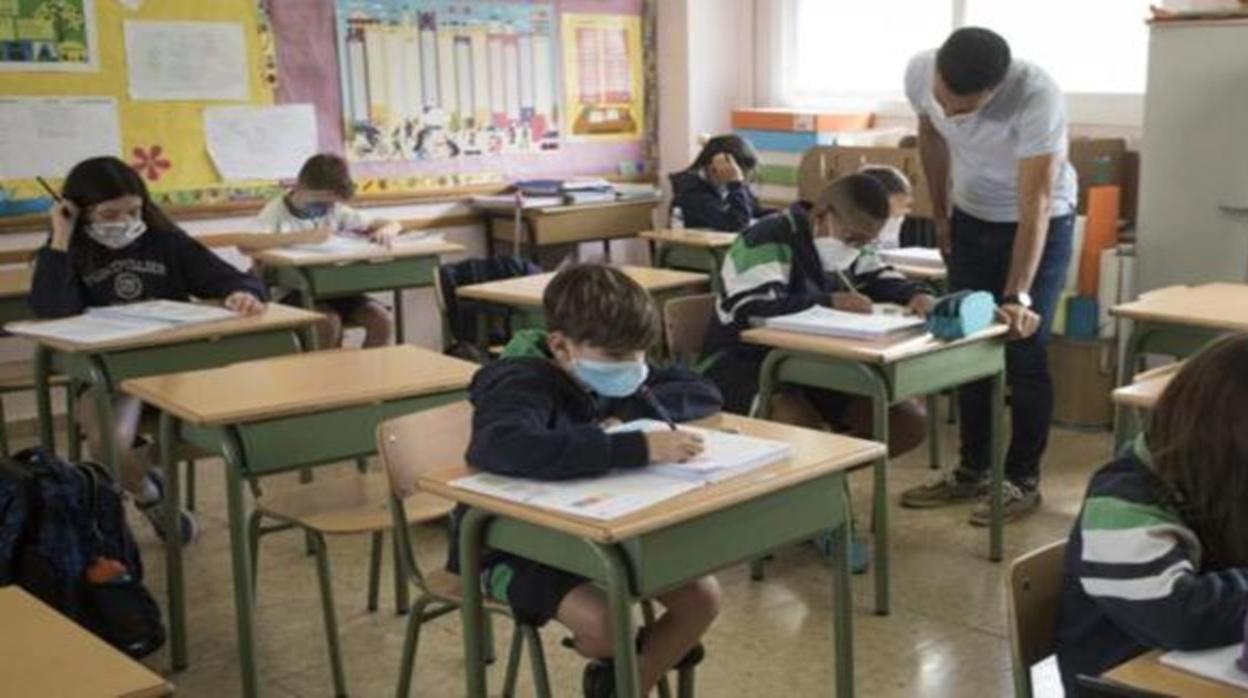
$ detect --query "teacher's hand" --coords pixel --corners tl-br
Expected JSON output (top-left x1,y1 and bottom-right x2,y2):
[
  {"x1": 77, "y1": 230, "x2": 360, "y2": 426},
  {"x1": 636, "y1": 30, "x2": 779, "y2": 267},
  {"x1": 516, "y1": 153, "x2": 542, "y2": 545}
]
[{"x1": 996, "y1": 303, "x2": 1041, "y2": 340}]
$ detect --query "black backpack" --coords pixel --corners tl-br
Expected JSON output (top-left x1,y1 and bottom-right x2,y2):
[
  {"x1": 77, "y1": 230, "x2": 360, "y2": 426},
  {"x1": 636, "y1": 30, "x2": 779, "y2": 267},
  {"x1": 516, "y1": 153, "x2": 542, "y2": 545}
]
[{"x1": 0, "y1": 448, "x2": 165, "y2": 658}]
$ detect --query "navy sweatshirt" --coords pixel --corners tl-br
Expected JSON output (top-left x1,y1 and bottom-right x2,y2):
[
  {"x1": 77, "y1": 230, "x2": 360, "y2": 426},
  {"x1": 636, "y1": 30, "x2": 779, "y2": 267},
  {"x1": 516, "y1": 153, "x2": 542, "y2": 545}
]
[
  {"x1": 29, "y1": 226, "x2": 267, "y2": 318},
  {"x1": 446, "y1": 329, "x2": 723, "y2": 573},
  {"x1": 1055, "y1": 440, "x2": 1248, "y2": 694},
  {"x1": 669, "y1": 169, "x2": 771, "y2": 232}
]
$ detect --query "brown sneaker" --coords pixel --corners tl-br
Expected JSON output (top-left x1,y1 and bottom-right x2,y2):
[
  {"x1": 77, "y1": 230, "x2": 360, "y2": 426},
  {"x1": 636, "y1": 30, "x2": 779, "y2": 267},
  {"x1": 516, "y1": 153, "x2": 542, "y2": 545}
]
[
  {"x1": 968, "y1": 481, "x2": 1041, "y2": 527},
  {"x1": 900, "y1": 471, "x2": 988, "y2": 509}
]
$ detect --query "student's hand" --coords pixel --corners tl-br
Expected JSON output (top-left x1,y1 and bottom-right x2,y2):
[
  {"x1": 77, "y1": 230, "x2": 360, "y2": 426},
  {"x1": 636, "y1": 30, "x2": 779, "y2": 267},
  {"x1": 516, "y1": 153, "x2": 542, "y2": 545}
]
[
  {"x1": 600, "y1": 417, "x2": 623, "y2": 429},
  {"x1": 645, "y1": 429, "x2": 705, "y2": 463},
  {"x1": 708, "y1": 153, "x2": 745, "y2": 185},
  {"x1": 309, "y1": 226, "x2": 332, "y2": 244},
  {"x1": 370, "y1": 222, "x2": 402, "y2": 248},
  {"x1": 224, "y1": 292, "x2": 266, "y2": 316},
  {"x1": 996, "y1": 303, "x2": 1041, "y2": 340},
  {"x1": 830, "y1": 292, "x2": 873, "y2": 314},
  {"x1": 49, "y1": 199, "x2": 79, "y2": 252},
  {"x1": 907, "y1": 293, "x2": 936, "y2": 317}
]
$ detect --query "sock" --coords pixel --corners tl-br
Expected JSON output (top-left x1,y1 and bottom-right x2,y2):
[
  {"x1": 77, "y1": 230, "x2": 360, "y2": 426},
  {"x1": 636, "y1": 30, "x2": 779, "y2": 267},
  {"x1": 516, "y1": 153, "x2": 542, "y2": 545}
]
[{"x1": 133, "y1": 474, "x2": 160, "y2": 505}]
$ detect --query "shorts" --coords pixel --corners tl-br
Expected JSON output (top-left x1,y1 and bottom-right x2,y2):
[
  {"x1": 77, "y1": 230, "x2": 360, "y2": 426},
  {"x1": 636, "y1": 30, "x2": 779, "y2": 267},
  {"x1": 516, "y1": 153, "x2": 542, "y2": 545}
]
[
  {"x1": 481, "y1": 554, "x2": 587, "y2": 627},
  {"x1": 278, "y1": 291, "x2": 377, "y2": 320}
]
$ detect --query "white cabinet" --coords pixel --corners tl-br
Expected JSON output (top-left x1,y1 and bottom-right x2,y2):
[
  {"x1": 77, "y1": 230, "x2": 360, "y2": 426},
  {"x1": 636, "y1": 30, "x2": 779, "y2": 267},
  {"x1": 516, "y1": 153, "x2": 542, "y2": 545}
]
[{"x1": 1136, "y1": 20, "x2": 1248, "y2": 291}]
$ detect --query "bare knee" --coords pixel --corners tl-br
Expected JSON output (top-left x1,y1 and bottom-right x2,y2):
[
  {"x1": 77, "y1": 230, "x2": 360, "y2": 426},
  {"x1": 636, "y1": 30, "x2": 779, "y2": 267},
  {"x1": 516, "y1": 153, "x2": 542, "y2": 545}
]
[
  {"x1": 354, "y1": 304, "x2": 392, "y2": 346},
  {"x1": 661, "y1": 575, "x2": 722, "y2": 624},
  {"x1": 316, "y1": 308, "x2": 344, "y2": 347},
  {"x1": 556, "y1": 584, "x2": 614, "y2": 659},
  {"x1": 887, "y1": 400, "x2": 927, "y2": 457}
]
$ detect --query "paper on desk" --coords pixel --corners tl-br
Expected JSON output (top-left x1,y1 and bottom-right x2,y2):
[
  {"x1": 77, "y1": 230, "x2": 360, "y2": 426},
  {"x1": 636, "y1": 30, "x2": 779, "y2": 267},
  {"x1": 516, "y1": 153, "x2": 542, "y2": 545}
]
[
  {"x1": 451, "y1": 470, "x2": 701, "y2": 520},
  {"x1": 1160, "y1": 645, "x2": 1248, "y2": 690},
  {"x1": 879, "y1": 247, "x2": 944, "y2": 269},
  {"x1": 607, "y1": 420, "x2": 792, "y2": 483},
  {"x1": 0, "y1": 97, "x2": 121, "y2": 179},
  {"x1": 7, "y1": 315, "x2": 167, "y2": 344},
  {"x1": 90, "y1": 300, "x2": 236, "y2": 326},
  {"x1": 125, "y1": 21, "x2": 248, "y2": 101},
  {"x1": 763, "y1": 306, "x2": 926, "y2": 340},
  {"x1": 204, "y1": 104, "x2": 319, "y2": 180}
]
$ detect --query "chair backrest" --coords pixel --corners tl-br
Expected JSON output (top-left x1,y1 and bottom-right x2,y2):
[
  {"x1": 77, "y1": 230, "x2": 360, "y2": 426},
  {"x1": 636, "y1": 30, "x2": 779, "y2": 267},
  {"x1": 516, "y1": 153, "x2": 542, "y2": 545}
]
[
  {"x1": 663, "y1": 293, "x2": 716, "y2": 364},
  {"x1": 377, "y1": 400, "x2": 474, "y2": 500},
  {"x1": 1006, "y1": 539, "x2": 1068, "y2": 698}
]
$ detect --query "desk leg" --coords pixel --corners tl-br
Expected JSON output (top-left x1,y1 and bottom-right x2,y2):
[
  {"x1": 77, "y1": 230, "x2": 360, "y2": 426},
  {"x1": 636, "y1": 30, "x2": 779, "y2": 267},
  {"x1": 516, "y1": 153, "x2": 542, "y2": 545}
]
[
  {"x1": 393, "y1": 288, "x2": 406, "y2": 345},
  {"x1": 87, "y1": 359, "x2": 119, "y2": 477},
  {"x1": 648, "y1": 240, "x2": 658, "y2": 266},
  {"x1": 866, "y1": 380, "x2": 890, "y2": 616},
  {"x1": 34, "y1": 345, "x2": 54, "y2": 452},
  {"x1": 989, "y1": 369, "x2": 1006, "y2": 562},
  {"x1": 709, "y1": 249, "x2": 726, "y2": 297},
  {"x1": 222, "y1": 432, "x2": 261, "y2": 698},
  {"x1": 159, "y1": 412, "x2": 188, "y2": 672},
  {"x1": 1117, "y1": 325, "x2": 1146, "y2": 388},
  {"x1": 525, "y1": 219, "x2": 539, "y2": 265},
  {"x1": 925, "y1": 394, "x2": 941, "y2": 471},
  {"x1": 458, "y1": 508, "x2": 490, "y2": 698},
  {"x1": 589, "y1": 543, "x2": 641, "y2": 698},
  {"x1": 831, "y1": 484, "x2": 855, "y2": 698}
]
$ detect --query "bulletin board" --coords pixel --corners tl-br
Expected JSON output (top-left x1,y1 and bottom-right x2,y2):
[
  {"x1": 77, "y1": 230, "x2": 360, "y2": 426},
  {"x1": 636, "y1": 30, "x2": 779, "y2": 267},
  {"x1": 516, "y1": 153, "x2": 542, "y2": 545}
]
[{"x1": 0, "y1": 0, "x2": 654, "y2": 224}]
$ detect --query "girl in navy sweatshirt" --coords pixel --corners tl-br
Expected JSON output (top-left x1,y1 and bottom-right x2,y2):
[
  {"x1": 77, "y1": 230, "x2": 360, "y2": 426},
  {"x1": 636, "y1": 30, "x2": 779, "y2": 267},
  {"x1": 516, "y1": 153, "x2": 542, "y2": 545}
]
[
  {"x1": 668, "y1": 134, "x2": 772, "y2": 231},
  {"x1": 31, "y1": 156, "x2": 268, "y2": 544}
]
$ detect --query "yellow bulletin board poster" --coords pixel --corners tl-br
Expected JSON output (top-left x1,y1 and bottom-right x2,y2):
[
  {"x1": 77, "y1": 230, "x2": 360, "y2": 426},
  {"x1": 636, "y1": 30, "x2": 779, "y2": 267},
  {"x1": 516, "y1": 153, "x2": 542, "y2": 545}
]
[
  {"x1": 0, "y1": 0, "x2": 279, "y2": 210},
  {"x1": 0, "y1": 0, "x2": 99, "y2": 72},
  {"x1": 560, "y1": 12, "x2": 643, "y2": 141}
]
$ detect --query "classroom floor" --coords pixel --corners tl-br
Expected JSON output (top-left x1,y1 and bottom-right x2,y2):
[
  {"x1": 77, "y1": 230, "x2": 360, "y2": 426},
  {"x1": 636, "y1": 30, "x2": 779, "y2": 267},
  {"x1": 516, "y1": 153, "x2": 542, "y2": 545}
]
[{"x1": 49, "y1": 408, "x2": 1107, "y2": 697}]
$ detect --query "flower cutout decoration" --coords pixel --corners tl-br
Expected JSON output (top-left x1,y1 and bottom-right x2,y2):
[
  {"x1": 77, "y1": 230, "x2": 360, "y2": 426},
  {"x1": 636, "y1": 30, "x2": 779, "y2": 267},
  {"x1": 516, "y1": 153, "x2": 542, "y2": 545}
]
[{"x1": 131, "y1": 145, "x2": 171, "y2": 181}]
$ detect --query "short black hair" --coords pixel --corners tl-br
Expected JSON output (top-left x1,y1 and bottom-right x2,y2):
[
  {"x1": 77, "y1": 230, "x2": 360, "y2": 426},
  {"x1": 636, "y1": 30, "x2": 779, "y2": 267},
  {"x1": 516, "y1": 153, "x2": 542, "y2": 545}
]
[
  {"x1": 859, "y1": 165, "x2": 912, "y2": 197},
  {"x1": 689, "y1": 134, "x2": 759, "y2": 173},
  {"x1": 813, "y1": 174, "x2": 891, "y2": 240},
  {"x1": 297, "y1": 153, "x2": 356, "y2": 199},
  {"x1": 543, "y1": 264, "x2": 660, "y2": 352},
  {"x1": 936, "y1": 27, "x2": 1011, "y2": 96}
]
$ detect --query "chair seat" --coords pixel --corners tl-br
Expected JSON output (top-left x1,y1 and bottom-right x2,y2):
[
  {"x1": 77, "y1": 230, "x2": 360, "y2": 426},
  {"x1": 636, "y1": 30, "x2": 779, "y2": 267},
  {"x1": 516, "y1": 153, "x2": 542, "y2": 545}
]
[
  {"x1": 255, "y1": 473, "x2": 454, "y2": 535},
  {"x1": 422, "y1": 569, "x2": 511, "y2": 613},
  {"x1": 0, "y1": 360, "x2": 68, "y2": 392}
]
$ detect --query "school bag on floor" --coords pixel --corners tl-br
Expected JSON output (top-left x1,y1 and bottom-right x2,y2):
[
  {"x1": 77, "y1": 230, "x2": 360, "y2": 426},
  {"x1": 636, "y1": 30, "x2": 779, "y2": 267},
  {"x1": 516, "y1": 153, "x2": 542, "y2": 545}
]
[{"x1": 0, "y1": 447, "x2": 165, "y2": 658}]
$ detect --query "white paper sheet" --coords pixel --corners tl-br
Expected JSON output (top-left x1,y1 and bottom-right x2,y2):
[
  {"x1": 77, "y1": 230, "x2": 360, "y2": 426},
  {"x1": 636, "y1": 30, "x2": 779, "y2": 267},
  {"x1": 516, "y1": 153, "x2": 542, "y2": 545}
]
[
  {"x1": 204, "y1": 104, "x2": 319, "y2": 181},
  {"x1": 124, "y1": 21, "x2": 248, "y2": 101},
  {"x1": 763, "y1": 306, "x2": 927, "y2": 340},
  {"x1": 879, "y1": 247, "x2": 944, "y2": 269},
  {"x1": 0, "y1": 97, "x2": 121, "y2": 179},
  {"x1": 6, "y1": 315, "x2": 166, "y2": 344},
  {"x1": 607, "y1": 420, "x2": 792, "y2": 483},
  {"x1": 451, "y1": 470, "x2": 701, "y2": 520},
  {"x1": 89, "y1": 300, "x2": 236, "y2": 326},
  {"x1": 1160, "y1": 644, "x2": 1248, "y2": 690}
]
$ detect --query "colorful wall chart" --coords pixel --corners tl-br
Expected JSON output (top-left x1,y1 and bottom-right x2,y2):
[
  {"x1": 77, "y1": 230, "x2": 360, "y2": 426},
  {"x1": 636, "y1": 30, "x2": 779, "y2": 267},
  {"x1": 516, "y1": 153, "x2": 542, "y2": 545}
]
[
  {"x1": 561, "y1": 12, "x2": 643, "y2": 141},
  {"x1": 0, "y1": 0, "x2": 98, "y2": 72}
]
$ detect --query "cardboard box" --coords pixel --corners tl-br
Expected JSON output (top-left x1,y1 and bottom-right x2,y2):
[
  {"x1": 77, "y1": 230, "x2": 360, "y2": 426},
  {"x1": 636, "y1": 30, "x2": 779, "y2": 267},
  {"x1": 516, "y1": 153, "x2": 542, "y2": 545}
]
[
  {"x1": 731, "y1": 108, "x2": 874, "y2": 133},
  {"x1": 1048, "y1": 336, "x2": 1116, "y2": 429}
]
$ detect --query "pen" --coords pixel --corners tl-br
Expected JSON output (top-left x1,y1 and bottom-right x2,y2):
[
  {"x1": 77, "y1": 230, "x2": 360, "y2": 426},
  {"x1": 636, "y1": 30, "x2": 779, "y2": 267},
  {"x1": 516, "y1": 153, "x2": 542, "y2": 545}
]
[
  {"x1": 835, "y1": 268, "x2": 869, "y2": 301},
  {"x1": 639, "y1": 386, "x2": 677, "y2": 431},
  {"x1": 35, "y1": 176, "x2": 62, "y2": 202}
]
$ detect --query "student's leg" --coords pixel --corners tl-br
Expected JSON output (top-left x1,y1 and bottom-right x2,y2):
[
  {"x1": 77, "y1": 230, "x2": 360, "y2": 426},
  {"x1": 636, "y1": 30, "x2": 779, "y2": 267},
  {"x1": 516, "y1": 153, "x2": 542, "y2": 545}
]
[
  {"x1": 313, "y1": 304, "x2": 344, "y2": 348},
  {"x1": 78, "y1": 393, "x2": 145, "y2": 493},
  {"x1": 767, "y1": 391, "x2": 827, "y2": 430},
  {"x1": 842, "y1": 398, "x2": 927, "y2": 457},
  {"x1": 347, "y1": 299, "x2": 393, "y2": 347}
]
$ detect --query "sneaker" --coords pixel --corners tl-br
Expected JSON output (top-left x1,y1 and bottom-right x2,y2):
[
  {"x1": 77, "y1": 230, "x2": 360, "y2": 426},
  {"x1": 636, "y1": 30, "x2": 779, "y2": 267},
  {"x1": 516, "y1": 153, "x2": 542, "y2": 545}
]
[
  {"x1": 583, "y1": 660, "x2": 615, "y2": 698},
  {"x1": 134, "y1": 470, "x2": 198, "y2": 545},
  {"x1": 968, "y1": 481, "x2": 1041, "y2": 527},
  {"x1": 811, "y1": 532, "x2": 871, "y2": 575},
  {"x1": 899, "y1": 470, "x2": 988, "y2": 509}
]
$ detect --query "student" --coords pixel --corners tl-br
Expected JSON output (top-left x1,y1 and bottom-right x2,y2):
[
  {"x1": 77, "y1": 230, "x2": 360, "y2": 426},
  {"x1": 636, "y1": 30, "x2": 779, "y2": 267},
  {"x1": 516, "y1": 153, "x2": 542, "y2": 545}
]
[
  {"x1": 1055, "y1": 334, "x2": 1248, "y2": 693},
  {"x1": 859, "y1": 165, "x2": 913, "y2": 249},
  {"x1": 452, "y1": 264, "x2": 723, "y2": 697},
  {"x1": 668, "y1": 134, "x2": 771, "y2": 231},
  {"x1": 702, "y1": 173, "x2": 933, "y2": 456},
  {"x1": 256, "y1": 153, "x2": 400, "y2": 348},
  {"x1": 30, "y1": 156, "x2": 268, "y2": 543}
]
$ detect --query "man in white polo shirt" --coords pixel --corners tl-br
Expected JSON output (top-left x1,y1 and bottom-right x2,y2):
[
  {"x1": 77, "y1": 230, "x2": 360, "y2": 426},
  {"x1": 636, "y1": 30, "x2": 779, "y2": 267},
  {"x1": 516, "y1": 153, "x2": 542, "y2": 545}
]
[{"x1": 899, "y1": 28, "x2": 1077, "y2": 524}]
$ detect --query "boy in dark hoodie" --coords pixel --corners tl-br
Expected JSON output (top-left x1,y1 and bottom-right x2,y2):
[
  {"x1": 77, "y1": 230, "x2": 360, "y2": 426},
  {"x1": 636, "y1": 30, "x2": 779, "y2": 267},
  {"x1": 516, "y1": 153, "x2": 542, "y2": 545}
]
[
  {"x1": 668, "y1": 134, "x2": 772, "y2": 231},
  {"x1": 454, "y1": 264, "x2": 723, "y2": 697}
]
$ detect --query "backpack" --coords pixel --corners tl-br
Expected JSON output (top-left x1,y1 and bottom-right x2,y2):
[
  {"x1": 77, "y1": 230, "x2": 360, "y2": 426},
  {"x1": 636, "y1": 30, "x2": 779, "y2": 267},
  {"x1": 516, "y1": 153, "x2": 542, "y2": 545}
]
[{"x1": 0, "y1": 448, "x2": 165, "y2": 658}]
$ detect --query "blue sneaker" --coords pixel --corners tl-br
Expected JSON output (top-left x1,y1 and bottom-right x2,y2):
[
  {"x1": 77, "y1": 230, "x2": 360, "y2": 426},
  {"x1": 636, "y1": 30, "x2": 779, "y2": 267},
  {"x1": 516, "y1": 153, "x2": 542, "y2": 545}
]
[{"x1": 811, "y1": 532, "x2": 871, "y2": 575}]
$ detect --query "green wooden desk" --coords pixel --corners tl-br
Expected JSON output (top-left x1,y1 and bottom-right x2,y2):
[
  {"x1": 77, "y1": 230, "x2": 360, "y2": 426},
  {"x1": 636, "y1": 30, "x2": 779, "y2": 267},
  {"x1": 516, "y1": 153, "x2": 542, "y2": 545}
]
[
  {"x1": 416, "y1": 413, "x2": 885, "y2": 698},
  {"x1": 1110, "y1": 362, "x2": 1179, "y2": 452},
  {"x1": 121, "y1": 345, "x2": 479, "y2": 698},
  {"x1": 640, "y1": 228, "x2": 736, "y2": 294},
  {"x1": 742, "y1": 324, "x2": 1010, "y2": 615},
  {"x1": 479, "y1": 198, "x2": 658, "y2": 265},
  {"x1": 251, "y1": 238, "x2": 465, "y2": 347},
  {"x1": 6, "y1": 304, "x2": 323, "y2": 474},
  {"x1": 1111, "y1": 283, "x2": 1248, "y2": 387}
]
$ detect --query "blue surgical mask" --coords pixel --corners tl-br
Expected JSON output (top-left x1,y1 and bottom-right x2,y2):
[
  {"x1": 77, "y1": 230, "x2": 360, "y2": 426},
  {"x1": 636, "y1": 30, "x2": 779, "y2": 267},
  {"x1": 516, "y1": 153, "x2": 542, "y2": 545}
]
[{"x1": 571, "y1": 357, "x2": 649, "y2": 398}]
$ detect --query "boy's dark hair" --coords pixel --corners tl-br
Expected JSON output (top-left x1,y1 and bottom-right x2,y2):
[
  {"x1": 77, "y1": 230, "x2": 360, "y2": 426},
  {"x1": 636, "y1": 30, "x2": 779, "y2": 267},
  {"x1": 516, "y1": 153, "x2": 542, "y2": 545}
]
[
  {"x1": 813, "y1": 173, "x2": 890, "y2": 240},
  {"x1": 936, "y1": 27, "x2": 1012, "y2": 96},
  {"x1": 543, "y1": 264, "x2": 660, "y2": 352},
  {"x1": 860, "y1": 165, "x2": 912, "y2": 196},
  {"x1": 688, "y1": 134, "x2": 759, "y2": 174},
  {"x1": 296, "y1": 153, "x2": 356, "y2": 199}
]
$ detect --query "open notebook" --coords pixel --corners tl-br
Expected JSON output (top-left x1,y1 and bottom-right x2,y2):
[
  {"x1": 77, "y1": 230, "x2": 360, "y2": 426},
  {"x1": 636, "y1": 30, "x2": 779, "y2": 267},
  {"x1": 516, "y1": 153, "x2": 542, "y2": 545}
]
[
  {"x1": 1159, "y1": 644, "x2": 1248, "y2": 690},
  {"x1": 8, "y1": 301, "x2": 236, "y2": 344},
  {"x1": 880, "y1": 247, "x2": 944, "y2": 269},
  {"x1": 763, "y1": 305, "x2": 926, "y2": 340},
  {"x1": 450, "y1": 420, "x2": 792, "y2": 520},
  {"x1": 275, "y1": 232, "x2": 446, "y2": 260}
]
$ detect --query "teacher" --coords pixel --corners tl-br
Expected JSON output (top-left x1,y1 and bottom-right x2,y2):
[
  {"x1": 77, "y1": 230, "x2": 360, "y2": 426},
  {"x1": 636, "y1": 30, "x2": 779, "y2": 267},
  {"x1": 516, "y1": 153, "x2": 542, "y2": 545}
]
[{"x1": 899, "y1": 28, "x2": 1077, "y2": 524}]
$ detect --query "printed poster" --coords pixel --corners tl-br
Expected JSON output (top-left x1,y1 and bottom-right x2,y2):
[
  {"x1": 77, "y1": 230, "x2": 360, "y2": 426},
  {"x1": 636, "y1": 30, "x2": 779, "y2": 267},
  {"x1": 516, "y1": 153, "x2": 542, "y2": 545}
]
[
  {"x1": 0, "y1": 0, "x2": 98, "y2": 72},
  {"x1": 560, "y1": 13, "x2": 643, "y2": 141},
  {"x1": 335, "y1": 0, "x2": 560, "y2": 163}
]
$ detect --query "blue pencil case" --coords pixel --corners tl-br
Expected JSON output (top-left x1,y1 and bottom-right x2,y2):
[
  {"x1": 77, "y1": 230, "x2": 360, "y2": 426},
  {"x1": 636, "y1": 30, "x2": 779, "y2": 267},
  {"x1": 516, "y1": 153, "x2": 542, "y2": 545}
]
[{"x1": 927, "y1": 291, "x2": 996, "y2": 340}]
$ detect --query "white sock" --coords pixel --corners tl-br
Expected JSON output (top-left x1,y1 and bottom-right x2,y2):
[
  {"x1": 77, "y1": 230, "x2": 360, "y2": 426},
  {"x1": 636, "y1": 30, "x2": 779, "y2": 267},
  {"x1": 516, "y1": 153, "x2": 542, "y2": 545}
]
[{"x1": 133, "y1": 474, "x2": 160, "y2": 505}]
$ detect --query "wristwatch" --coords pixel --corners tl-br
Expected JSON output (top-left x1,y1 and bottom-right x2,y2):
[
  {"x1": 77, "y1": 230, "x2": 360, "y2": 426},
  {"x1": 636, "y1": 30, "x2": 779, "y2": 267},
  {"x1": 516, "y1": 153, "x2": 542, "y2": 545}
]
[{"x1": 1002, "y1": 292, "x2": 1033, "y2": 308}]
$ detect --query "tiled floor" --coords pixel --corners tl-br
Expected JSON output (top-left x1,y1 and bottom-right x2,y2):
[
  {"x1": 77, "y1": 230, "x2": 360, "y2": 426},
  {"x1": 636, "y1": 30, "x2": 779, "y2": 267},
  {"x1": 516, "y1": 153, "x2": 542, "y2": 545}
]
[{"x1": 50, "y1": 410, "x2": 1107, "y2": 697}]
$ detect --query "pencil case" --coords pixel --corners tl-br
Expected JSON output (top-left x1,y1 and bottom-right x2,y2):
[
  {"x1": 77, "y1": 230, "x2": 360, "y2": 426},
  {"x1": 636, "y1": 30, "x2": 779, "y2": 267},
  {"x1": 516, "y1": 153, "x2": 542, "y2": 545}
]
[{"x1": 927, "y1": 290, "x2": 996, "y2": 341}]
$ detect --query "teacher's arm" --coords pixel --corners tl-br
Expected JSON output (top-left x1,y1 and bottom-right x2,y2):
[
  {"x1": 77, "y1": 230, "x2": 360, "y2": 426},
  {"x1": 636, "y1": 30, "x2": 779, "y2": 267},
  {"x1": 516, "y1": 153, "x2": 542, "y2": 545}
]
[
  {"x1": 917, "y1": 116, "x2": 953, "y2": 254},
  {"x1": 1000, "y1": 152, "x2": 1060, "y2": 339}
]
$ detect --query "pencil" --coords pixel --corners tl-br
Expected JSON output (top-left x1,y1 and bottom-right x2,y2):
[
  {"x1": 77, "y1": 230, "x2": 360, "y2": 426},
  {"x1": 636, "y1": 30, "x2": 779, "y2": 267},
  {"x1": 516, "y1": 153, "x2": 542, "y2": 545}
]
[
  {"x1": 835, "y1": 268, "x2": 869, "y2": 301},
  {"x1": 35, "y1": 177, "x2": 62, "y2": 202}
]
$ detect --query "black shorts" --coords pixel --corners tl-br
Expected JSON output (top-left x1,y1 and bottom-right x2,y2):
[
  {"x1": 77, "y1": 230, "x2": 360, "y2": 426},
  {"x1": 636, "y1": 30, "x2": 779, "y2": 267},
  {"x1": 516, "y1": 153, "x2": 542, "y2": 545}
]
[{"x1": 482, "y1": 554, "x2": 587, "y2": 626}]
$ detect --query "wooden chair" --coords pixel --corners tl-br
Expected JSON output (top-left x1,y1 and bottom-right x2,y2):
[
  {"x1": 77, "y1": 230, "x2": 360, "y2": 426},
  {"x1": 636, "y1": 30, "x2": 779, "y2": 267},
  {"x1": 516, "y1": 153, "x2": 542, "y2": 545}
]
[
  {"x1": 1007, "y1": 540, "x2": 1068, "y2": 698},
  {"x1": 247, "y1": 470, "x2": 453, "y2": 698},
  {"x1": 663, "y1": 293, "x2": 716, "y2": 368},
  {"x1": 378, "y1": 401, "x2": 552, "y2": 698}
]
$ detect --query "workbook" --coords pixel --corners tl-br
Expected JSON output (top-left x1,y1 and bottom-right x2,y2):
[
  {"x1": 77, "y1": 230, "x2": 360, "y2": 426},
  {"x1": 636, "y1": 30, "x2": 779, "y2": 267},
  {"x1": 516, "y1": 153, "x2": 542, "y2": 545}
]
[
  {"x1": 275, "y1": 232, "x2": 446, "y2": 260},
  {"x1": 450, "y1": 421, "x2": 792, "y2": 519},
  {"x1": 8, "y1": 301, "x2": 236, "y2": 344},
  {"x1": 90, "y1": 300, "x2": 237, "y2": 326},
  {"x1": 879, "y1": 247, "x2": 944, "y2": 269},
  {"x1": 763, "y1": 305, "x2": 926, "y2": 340},
  {"x1": 1160, "y1": 644, "x2": 1248, "y2": 690}
]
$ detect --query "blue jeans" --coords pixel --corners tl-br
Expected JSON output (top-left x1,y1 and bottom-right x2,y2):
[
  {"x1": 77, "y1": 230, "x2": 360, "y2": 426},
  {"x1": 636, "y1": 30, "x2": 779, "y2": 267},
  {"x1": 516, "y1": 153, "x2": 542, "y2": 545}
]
[{"x1": 947, "y1": 208, "x2": 1074, "y2": 489}]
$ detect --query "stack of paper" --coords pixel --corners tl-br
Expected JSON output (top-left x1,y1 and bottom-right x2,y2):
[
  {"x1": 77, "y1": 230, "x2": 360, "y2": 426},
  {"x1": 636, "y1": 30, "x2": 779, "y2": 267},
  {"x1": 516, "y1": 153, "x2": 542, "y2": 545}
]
[
  {"x1": 91, "y1": 300, "x2": 236, "y2": 326},
  {"x1": 9, "y1": 301, "x2": 236, "y2": 344},
  {"x1": 450, "y1": 420, "x2": 793, "y2": 520},
  {"x1": 1160, "y1": 645, "x2": 1248, "y2": 690},
  {"x1": 879, "y1": 247, "x2": 944, "y2": 269},
  {"x1": 763, "y1": 306, "x2": 926, "y2": 340}
]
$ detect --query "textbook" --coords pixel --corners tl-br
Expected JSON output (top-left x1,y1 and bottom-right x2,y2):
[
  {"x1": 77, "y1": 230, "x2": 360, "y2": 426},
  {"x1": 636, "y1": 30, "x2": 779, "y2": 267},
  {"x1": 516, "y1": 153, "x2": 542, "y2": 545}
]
[
  {"x1": 450, "y1": 421, "x2": 792, "y2": 519},
  {"x1": 1159, "y1": 644, "x2": 1248, "y2": 690},
  {"x1": 879, "y1": 247, "x2": 945, "y2": 269},
  {"x1": 763, "y1": 305, "x2": 926, "y2": 340},
  {"x1": 8, "y1": 301, "x2": 235, "y2": 344}
]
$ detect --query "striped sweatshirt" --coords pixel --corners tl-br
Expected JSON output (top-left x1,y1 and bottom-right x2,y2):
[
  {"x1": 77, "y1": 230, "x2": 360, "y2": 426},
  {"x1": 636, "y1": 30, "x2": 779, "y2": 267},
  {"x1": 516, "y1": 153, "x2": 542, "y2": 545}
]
[
  {"x1": 1055, "y1": 438, "x2": 1248, "y2": 694},
  {"x1": 703, "y1": 203, "x2": 928, "y2": 358}
]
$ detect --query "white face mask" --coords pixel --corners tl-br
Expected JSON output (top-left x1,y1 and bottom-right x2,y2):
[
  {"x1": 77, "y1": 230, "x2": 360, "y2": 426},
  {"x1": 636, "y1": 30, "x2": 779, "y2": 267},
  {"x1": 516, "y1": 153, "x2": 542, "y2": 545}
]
[
  {"x1": 878, "y1": 216, "x2": 904, "y2": 249},
  {"x1": 814, "y1": 236, "x2": 861, "y2": 272},
  {"x1": 86, "y1": 219, "x2": 148, "y2": 250}
]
